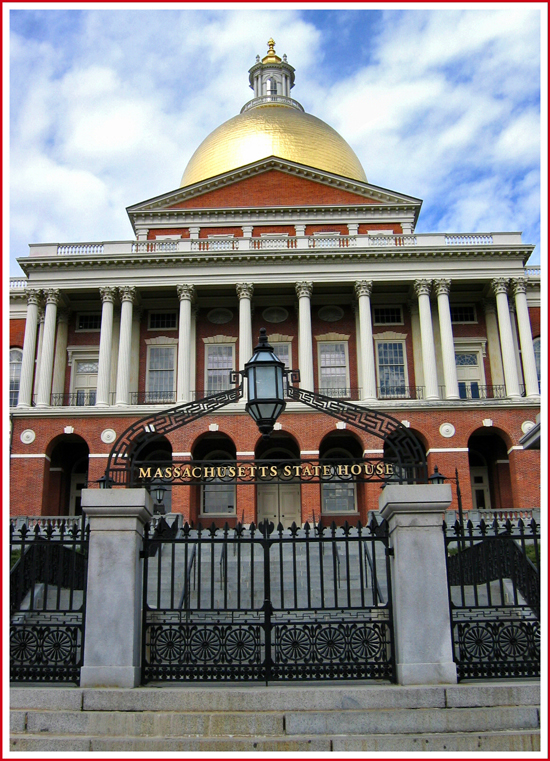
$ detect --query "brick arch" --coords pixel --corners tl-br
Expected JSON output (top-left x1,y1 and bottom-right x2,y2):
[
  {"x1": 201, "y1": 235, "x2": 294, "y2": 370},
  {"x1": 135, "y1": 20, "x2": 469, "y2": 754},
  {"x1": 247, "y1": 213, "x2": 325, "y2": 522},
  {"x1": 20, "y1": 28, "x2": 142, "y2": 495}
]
[{"x1": 44, "y1": 433, "x2": 90, "y2": 516}]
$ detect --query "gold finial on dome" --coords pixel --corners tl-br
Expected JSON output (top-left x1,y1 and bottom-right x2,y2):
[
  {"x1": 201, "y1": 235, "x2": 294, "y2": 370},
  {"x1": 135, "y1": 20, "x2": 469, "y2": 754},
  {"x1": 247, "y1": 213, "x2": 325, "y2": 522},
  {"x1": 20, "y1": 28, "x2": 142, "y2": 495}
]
[{"x1": 262, "y1": 38, "x2": 281, "y2": 64}]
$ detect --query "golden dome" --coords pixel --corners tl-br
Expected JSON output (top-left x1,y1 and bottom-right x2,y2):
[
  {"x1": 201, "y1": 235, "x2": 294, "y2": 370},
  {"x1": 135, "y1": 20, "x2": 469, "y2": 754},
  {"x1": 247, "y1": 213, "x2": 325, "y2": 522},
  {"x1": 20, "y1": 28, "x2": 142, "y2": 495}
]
[{"x1": 180, "y1": 103, "x2": 367, "y2": 187}]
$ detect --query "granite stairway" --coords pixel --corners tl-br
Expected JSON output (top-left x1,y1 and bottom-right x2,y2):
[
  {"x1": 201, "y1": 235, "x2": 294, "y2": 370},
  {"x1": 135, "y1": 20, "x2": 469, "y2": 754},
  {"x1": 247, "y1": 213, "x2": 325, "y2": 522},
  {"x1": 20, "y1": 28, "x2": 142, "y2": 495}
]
[{"x1": 11, "y1": 682, "x2": 540, "y2": 752}]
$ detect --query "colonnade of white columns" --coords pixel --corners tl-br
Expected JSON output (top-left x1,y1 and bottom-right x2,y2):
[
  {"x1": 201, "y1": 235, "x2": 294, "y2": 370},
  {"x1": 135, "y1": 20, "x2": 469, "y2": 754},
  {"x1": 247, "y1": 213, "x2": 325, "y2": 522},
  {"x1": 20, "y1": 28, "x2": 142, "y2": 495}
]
[{"x1": 16, "y1": 277, "x2": 540, "y2": 409}]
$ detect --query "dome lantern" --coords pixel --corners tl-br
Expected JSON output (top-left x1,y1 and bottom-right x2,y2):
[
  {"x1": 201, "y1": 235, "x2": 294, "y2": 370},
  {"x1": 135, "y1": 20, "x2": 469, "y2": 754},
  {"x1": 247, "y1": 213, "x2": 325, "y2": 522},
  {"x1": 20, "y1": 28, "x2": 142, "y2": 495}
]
[{"x1": 243, "y1": 38, "x2": 301, "y2": 113}]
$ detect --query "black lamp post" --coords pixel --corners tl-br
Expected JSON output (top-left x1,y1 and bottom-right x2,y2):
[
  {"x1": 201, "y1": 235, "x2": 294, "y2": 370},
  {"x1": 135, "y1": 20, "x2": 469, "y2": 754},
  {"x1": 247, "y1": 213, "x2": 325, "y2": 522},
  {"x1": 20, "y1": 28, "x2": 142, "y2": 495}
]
[
  {"x1": 150, "y1": 478, "x2": 167, "y2": 514},
  {"x1": 243, "y1": 328, "x2": 287, "y2": 438},
  {"x1": 429, "y1": 465, "x2": 464, "y2": 527},
  {"x1": 97, "y1": 475, "x2": 113, "y2": 489}
]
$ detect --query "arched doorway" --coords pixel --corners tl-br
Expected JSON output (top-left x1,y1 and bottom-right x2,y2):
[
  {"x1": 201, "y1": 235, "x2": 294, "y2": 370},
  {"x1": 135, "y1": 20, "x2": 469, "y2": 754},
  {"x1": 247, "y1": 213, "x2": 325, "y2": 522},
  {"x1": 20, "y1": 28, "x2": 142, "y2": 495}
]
[
  {"x1": 192, "y1": 434, "x2": 236, "y2": 521},
  {"x1": 468, "y1": 430, "x2": 512, "y2": 511},
  {"x1": 255, "y1": 434, "x2": 301, "y2": 527},
  {"x1": 46, "y1": 435, "x2": 90, "y2": 515}
]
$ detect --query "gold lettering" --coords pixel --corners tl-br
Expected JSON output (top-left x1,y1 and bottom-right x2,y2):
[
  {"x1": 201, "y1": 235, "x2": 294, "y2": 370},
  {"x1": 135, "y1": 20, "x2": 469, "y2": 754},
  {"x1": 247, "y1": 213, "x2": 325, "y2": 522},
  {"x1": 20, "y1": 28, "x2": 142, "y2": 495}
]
[
  {"x1": 192, "y1": 467, "x2": 202, "y2": 479},
  {"x1": 238, "y1": 466, "x2": 247, "y2": 478},
  {"x1": 217, "y1": 467, "x2": 226, "y2": 479},
  {"x1": 259, "y1": 466, "x2": 269, "y2": 478},
  {"x1": 154, "y1": 468, "x2": 163, "y2": 478},
  {"x1": 364, "y1": 463, "x2": 374, "y2": 476},
  {"x1": 164, "y1": 467, "x2": 172, "y2": 479},
  {"x1": 301, "y1": 466, "x2": 313, "y2": 477},
  {"x1": 337, "y1": 465, "x2": 349, "y2": 477},
  {"x1": 172, "y1": 467, "x2": 181, "y2": 478},
  {"x1": 203, "y1": 466, "x2": 215, "y2": 478},
  {"x1": 293, "y1": 465, "x2": 301, "y2": 477},
  {"x1": 322, "y1": 465, "x2": 332, "y2": 477},
  {"x1": 138, "y1": 467, "x2": 151, "y2": 479},
  {"x1": 350, "y1": 464, "x2": 362, "y2": 476},
  {"x1": 270, "y1": 465, "x2": 278, "y2": 478},
  {"x1": 283, "y1": 465, "x2": 292, "y2": 477},
  {"x1": 228, "y1": 466, "x2": 236, "y2": 478},
  {"x1": 181, "y1": 467, "x2": 192, "y2": 479},
  {"x1": 249, "y1": 466, "x2": 257, "y2": 478},
  {"x1": 376, "y1": 463, "x2": 385, "y2": 476},
  {"x1": 385, "y1": 463, "x2": 394, "y2": 475},
  {"x1": 312, "y1": 465, "x2": 321, "y2": 477}
]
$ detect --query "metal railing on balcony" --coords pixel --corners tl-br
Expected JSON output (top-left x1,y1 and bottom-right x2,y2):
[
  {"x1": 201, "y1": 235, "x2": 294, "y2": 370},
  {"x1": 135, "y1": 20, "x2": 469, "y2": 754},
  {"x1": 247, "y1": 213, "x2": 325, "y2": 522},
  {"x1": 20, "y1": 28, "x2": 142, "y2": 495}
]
[
  {"x1": 48, "y1": 392, "x2": 97, "y2": 407},
  {"x1": 129, "y1": 391, "x2": 177, "y2": 405},
  {"x1": 314, "y1": 387, "x2": 362, "y2": 401},
  {"x1": 377, "y1": 386, "x2": 424, "y2": 400}
]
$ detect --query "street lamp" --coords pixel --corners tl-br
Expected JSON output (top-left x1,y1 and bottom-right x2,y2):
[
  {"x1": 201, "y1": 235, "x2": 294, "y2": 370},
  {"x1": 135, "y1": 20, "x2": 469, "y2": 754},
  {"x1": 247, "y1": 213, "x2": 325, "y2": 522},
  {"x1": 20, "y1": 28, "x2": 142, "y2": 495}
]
[
  {"x1": 97, "y1": 475, "x2": 114, "y2": 489},
  {"x1": 243, "y1": 328, "x2": 287, "y2": 438},
  {"x1": 150, "y1": 478, "x2": 167, "y2": 514},
  {"x1": 429, "y1": 465, "x2": 463, "y2": 527}
]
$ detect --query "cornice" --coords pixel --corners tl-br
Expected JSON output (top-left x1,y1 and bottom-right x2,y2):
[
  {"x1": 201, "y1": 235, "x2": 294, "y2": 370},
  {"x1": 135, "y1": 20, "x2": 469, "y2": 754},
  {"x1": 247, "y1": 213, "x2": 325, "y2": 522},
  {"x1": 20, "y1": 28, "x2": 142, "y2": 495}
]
[{"x1": 19, "y1": 245, "x2": 535, "y2": 275}]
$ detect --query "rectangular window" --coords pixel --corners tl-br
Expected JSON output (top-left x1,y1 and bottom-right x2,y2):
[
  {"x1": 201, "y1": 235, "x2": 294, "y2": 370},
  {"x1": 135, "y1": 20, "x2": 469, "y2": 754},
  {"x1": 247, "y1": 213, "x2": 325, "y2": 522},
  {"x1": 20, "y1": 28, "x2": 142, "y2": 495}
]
[
  {"x1": 377, "y1": 342, "x2": 406, "y2": 397},
  {"x1": 206, "y1": 345, "x2": 234, "y2": 393},
  {"x1": 10, "y1": 349, "x2": 22, "y2": 407},
  {"x1": 456, "y1": 351, "x2": 481, "y2": 399},
  {"x1": 318, "y1": 342, "x2": 348, "y2": 395},
  {"x1": 271, "y1": 342, "x2": 291, "y2": 368},
  {"x1": 147, "y1": 346, "x2": 176, "y2": 402},
  {"x1": 373, "y1": 306, "x2": 403, "y2": 325},
  {"x1": 149, "y1": 312, "x2": 177, "y2": 330},
  {"x1": 76, "y1": 314, "x2": 101, "y2": 331},
  {"x1": 450, "y1": 305, "x2": 477, "y2": 323},
  {"x1": 74, "y1": 359, "x2": 98, "y2": 406}
]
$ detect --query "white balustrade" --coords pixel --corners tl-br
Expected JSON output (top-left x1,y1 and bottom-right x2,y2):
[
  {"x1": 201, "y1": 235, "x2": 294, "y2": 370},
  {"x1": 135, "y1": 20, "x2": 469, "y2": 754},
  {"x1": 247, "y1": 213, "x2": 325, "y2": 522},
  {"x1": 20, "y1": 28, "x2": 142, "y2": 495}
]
[
  {"x1": 57, "y1": 244, "x2": 104, "y2": 255},
  {"x1": 444, "y1": 234, "x2": 493, "y2": 245},
  {"x1": 10, "y1": 279, "x2": 27, "y2": 289}
]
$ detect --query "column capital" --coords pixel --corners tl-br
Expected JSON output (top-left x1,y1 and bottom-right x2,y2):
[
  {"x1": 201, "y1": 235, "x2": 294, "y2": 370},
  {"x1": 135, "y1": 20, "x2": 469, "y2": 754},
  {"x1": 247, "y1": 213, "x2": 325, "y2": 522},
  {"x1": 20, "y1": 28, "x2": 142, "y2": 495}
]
[
  {"x1": 26, "y1": 288, "x2": 42, "y2": 307},
  {"x1": 354, "y1": 280, "x2": 373, "y2": 298},
  {"x1": 118, "y1": 285, "x2": 137, "y2": 303},
  {"x1": 482, "y1": 298, "x2": 497, "y2": 315},
  {"x1": 434, "y1": 279, "x2": 451, "y2": 297},
  {"x1": 511, "y1": 277, "x2": 528, "y2": 296},
  {"x1": 177, "y1": 284, "x2": 196, "y2": 302},
  {"x1": 57, "y1": 309, "x2": 70, "y2": 325},
  {"x1": 236, "y1": 282, "x2": 254, "y2": 300},
  {"x1": 295, "y1": 281, "x2": 313, "y2": 299},
  {"x1": 491, "y1": 277, "x2": 509, "y2": 296},
  {"x1": 37, "y1": 309, "x2": 45, "y2": 325},
  {"x1": 43, "y1": 288, "x2": 61, "y2": 306},
  {"x1": 414, "y1": 279, "x2": 432, "y2": 298},
  {"x1": 99, "y1": 286, "x2": 117, "y2": 304}
]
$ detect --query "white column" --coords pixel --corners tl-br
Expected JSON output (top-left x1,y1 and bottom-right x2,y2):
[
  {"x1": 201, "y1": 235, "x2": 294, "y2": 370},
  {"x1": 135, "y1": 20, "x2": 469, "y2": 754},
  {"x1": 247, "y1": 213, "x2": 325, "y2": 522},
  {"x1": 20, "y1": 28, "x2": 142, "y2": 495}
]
[
  {"x1": 512, "y1": 277, "x2": 540, "y2": 398},
  {"x1": 379, "y1": 484, "x2": 456, "y2": 685},
  {"x1": 190, "y1": 304, "x2": 198, "y2": 399},
  {"x1": 414, "y1": 280, "x2": 439, "y2": 400},
  {"x1": 115, "y1": 286, "x2": 137, "y2": 406},
  {"x1": 36, "y1": 289, "x2": 60, "y2": 407},
  {"x1": 236, "y1": 283, "x2": 254, "y2": 372},
  {"x1": 176, "y1": 284, "x2": 195, "y2": 402},
  {"x1": 51, "y1": 310, "x2": 70, "y2": 400},
  {"x1": 354, "y1": 280, "x2": 376, "y2": 400},
  {"x1": 295, "y1": 281, "x2": 314, "y2": 390},
  {"x1": 95, "y1": 286, "x2": 117, "y2": 407},
  {"x1": 81, "y1": 488, "x2": 153, "y2": 687},
  {"x1": 34, "y1": 310, "x2": 45, "y2": 392},
  {"x1": 434, "y1": 279, "x2": 459, "y2": 399},
  {"x1": 483, "y1": 299, "x2": 505, "y2": 391},
  {"x1": 509, "y1": 303, "x2": 524, "y2": 387},
  {"x1": 492, "y1": 279, "x2": 521, "y2": 399},
  {"x1": 17, "y1": 289, "x2": 41, "y2": 408}
]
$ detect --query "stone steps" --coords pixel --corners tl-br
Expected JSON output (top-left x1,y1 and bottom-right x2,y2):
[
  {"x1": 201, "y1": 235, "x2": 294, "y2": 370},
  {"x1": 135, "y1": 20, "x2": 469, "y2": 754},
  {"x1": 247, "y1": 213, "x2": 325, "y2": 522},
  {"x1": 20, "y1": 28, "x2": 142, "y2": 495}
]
[{"x1": 10, "y1": 682, "x2": 541, "y2": 753}]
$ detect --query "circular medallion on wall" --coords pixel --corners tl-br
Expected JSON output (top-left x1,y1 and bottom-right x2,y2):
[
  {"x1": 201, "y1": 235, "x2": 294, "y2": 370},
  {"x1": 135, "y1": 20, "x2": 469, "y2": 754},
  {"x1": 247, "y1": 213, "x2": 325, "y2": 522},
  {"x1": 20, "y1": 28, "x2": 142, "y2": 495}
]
[
  {"x1": 439, "y1": 423, "x2": 455, "y2": 439},
  {"x1": 262, "y1": 307, "x2": 288, "y2": 323},
  {"x1": 207, "y1": 308, "x2": 233, "y2": 324},
  {"x1": 521, "y1": 420, "x2": 535, "y2": 434},
  {"x1": 101, "y1": 428, "x2": 117, "y2": 444},
  {"x1": 20, "y1": 429, "x2": 36, "y2": 445},
  {"x1": 318, "y1": 305, "x2": 344, "y2": 322}
]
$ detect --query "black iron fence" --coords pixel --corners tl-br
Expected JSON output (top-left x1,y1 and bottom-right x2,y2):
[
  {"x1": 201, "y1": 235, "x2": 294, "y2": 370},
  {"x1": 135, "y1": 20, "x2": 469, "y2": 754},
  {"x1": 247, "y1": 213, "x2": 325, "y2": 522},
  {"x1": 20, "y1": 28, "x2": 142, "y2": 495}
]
[
  {"x1": 141, "y1": 516, "x2": 395, "y2": 684},
  {"x1": 10, "y1": 519, "x2": 90, "y2": 684},
  {"x1": 444, "y1": 517, "x2": 539, "y2": 680}
]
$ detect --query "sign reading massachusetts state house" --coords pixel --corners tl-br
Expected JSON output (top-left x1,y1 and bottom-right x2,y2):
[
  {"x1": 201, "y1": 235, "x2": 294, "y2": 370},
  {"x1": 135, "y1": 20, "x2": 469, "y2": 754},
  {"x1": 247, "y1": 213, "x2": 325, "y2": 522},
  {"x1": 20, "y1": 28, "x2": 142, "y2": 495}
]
[{"x1": 134, "y1": 458, "x2": 398, "y2": 485}]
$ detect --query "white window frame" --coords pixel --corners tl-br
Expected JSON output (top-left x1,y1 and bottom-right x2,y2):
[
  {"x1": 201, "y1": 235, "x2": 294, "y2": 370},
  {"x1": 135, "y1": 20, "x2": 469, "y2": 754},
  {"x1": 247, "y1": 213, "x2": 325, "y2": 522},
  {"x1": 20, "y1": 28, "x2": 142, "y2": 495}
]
[
  {"x1": 145, "y1": 338, "x2": 178, "y2": 402},
  {"x1": 204, "y1": 341, "x2": 236, "y2": 394},
  {"x1": 75, "y1": 313, "x2": 102, "y2": 332},
  {"x1": 321, "y1": 447, "x2": 358, "y2": 515},
  {"x1": 454, "y1": 339, "x2": 487, "y2": 398},
  {"x1": 316, "y1": 339, "x2": 350, "y2": 394},
  {"x1": 10, "y1": 348, "x2": 23, "y2": 407},
  {"x1": 67, "y1": 347, "x2": 100, "y2": 406},
  {"x1": 200, "y1": 450, "x2": 236, "y2": 517},
  {"x1": 271, "y1": 342, "x2": 292, "y2": 369},
  {"x1": 148, "y1": 311, "x2": 178, "y2": 331},
  {"x1": 450, "y1": 304, "x2": 478, "y2": 324},
  {"x1": 373, "y1": 305, "x2": 404, "y2": 326},
  {"x1": 374, "y1": 337, "x2": 409, "y2": 397}
]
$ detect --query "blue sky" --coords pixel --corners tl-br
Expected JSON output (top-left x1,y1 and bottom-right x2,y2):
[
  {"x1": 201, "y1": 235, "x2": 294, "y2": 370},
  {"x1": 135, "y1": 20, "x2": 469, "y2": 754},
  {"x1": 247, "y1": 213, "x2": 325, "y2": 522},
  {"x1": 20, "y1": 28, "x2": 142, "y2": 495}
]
[{"x1": 7, "y1": 4, "x2": 544, "y2": 276}]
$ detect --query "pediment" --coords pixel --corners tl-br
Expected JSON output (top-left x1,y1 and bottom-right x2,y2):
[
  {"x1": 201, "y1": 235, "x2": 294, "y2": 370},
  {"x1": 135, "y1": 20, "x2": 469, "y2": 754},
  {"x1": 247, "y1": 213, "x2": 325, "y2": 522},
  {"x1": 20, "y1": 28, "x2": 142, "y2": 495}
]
[{"x1": 127, "y1": 158, "x2": 422, "y2": 218}]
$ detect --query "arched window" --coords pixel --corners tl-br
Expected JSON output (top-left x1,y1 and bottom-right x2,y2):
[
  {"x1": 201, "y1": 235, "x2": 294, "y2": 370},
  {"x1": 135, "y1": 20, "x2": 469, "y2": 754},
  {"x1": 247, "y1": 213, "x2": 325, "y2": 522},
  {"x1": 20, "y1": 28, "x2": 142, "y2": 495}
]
[
  {"x1": 202, "y1": 450, "x2": 236, "y2": 516},
  {"x1": 10, "y1": 349, "x2": 22, "y2": 407},
  {"x1": 321, "y1": 447, "x2": 357, "y2": 514},
  {"x1": 533, "y1": 337, "x2": 540, "y2": 390}
]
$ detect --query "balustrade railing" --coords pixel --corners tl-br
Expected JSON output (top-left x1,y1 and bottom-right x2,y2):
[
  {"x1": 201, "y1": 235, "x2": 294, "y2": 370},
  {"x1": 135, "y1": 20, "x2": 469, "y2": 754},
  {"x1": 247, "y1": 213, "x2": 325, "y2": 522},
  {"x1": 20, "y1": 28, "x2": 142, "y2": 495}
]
[
  {"x1": 377, "y1": 386, "x2": 424, "y2": 400},
  {"x1": 10, "y1": 278, "x2": 27, "y2": 289},
  {"x1": 444, "y1": 234, "x2": 493, "y2": 245},
  {"x1": 314, "y1": 387, "x2": 361, "y2": 401},
  {"x1": 129, "y1": 391, "x2": 177, "y2": 405}
]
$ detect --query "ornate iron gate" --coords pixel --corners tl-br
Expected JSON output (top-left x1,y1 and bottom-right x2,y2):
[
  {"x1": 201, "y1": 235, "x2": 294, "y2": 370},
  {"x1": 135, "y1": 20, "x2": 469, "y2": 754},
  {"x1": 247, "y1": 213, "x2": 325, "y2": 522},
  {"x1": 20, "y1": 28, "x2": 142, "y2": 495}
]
[
  {"x1": 445, "y1": 516, "x2": 540, "y2": 680},
  {"x1": 141, "y1": 517, "x2": 395, "y2": 683},
  {"x1": 10, "y1": 518, "x2": 89, "y2": 684}
]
